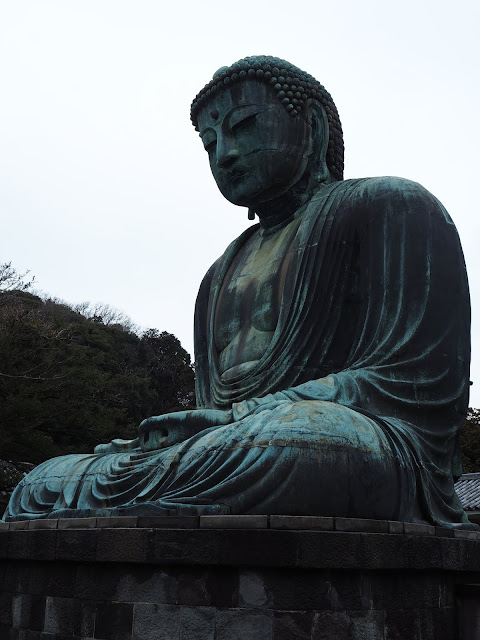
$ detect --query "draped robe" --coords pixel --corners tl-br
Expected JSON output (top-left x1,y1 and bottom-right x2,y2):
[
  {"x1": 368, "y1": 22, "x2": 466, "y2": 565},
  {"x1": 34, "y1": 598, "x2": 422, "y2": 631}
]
[{"x1": 4, "y1": 177, "x2": 473, "y2": 527}]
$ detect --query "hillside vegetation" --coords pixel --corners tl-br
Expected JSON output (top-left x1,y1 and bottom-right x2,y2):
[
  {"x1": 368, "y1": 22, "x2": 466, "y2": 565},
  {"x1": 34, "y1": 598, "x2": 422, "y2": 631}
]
[{"x1": 0, "y1": 264, "x2": 195, "y2": 501}]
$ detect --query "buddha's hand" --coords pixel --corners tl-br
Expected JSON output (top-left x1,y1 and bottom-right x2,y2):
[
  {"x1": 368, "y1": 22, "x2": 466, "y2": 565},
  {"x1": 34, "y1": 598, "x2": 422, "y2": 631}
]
[
  {"x1": 138, "y1": 409, "x2": 233, "y2": 451},
  {"x1": 94, "y1": 437, "x2": 140, "y2": 454}
]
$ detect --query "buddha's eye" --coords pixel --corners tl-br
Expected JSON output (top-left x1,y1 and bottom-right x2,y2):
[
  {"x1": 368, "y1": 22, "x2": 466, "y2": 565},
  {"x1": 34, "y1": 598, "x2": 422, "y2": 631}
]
[
  {"x1": 231, "y1": 113, "x2": 257, "y2": 134},
  {"x1": 202, "y1": 134, "x2": 217, "y2": 153},
  {"x1": 204, "y1": 139, "x2": 216, "y2": 153}
]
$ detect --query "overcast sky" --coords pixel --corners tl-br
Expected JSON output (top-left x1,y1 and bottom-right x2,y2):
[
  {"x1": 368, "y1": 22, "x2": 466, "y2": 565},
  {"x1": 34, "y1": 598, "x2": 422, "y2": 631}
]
[{"x1": 1, "y1": 1, "x2": 479, "y2": 405}]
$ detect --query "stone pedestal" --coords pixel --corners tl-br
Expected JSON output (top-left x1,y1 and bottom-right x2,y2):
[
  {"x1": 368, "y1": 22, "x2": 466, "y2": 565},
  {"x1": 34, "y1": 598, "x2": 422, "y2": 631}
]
[{"x1": 1, "y1": 515, "x2": 479, "y2": 639}]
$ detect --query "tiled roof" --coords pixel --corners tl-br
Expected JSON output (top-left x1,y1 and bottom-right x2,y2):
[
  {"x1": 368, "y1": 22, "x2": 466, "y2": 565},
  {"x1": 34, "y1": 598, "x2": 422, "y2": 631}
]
[{"x1": 455, "y1": 473, "x2": 480, "y2": 510}]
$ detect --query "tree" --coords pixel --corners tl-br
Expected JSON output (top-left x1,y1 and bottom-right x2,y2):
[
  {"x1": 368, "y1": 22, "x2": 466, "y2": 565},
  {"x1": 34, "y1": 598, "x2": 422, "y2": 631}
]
[
  {"x1": 460, "y1": 408, "x2": 480, "y2": 473},
  {"x1": 72, "y1": 301, "x2": 139, "y2": 333},
  {"x1": 140, "y1": 329, "x2": 195, "y2": 415},
  {"x1": 0, "y1": 262, "x2": 34, "y2": 292}
]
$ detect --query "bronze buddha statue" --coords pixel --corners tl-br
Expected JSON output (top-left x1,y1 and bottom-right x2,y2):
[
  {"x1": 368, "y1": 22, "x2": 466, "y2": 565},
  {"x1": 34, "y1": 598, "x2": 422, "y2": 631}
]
[{"x1": 4, "y1": 56, "x2": 473, "y2": 528}]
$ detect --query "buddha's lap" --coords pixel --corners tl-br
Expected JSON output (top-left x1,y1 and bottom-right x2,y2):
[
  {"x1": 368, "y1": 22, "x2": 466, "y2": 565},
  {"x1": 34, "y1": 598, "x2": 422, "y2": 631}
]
[
  {"x1": 6, "y1": 400, "x2": 412, "y2": 519},
  {"x1": 24, "y1": 400, "x2": 401, "y2": 487}
]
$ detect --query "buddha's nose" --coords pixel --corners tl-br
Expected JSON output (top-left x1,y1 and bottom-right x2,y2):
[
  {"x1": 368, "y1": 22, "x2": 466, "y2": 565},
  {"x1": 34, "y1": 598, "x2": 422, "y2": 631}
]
[{"x1": 216, "y1": 137, "x2": 240, "y2": 168}]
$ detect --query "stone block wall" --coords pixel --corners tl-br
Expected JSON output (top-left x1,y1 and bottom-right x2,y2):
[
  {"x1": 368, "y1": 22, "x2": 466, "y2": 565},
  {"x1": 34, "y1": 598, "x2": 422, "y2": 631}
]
[{"x1": 0, "y1": 515, "x2": 479, "y2": 639}]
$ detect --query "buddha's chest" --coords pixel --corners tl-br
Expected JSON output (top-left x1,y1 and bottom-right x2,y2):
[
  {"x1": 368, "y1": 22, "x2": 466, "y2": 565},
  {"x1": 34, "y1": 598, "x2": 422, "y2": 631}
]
[{"x1": 214, "y1": 219, "x2": 300, "y2": 354}]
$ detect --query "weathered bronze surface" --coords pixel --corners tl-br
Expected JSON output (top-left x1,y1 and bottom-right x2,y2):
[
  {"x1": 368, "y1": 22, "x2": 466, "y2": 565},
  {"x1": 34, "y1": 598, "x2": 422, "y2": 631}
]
[{"x1": 4, "y1": 56, "x2": 474, "y2": 528}]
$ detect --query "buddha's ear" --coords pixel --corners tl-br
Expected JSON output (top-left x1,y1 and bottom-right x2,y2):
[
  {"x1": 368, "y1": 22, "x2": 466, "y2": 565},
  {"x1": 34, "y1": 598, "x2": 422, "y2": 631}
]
[{"x1": 306, "y1": 100, "x2": 330, "y2": 183}]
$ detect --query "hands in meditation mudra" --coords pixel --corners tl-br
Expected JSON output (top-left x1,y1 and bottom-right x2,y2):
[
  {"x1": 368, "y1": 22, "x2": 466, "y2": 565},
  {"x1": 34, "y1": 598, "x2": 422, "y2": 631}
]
[{"x1": 5, "y1": 56, "x2": 474, "y2": 528}]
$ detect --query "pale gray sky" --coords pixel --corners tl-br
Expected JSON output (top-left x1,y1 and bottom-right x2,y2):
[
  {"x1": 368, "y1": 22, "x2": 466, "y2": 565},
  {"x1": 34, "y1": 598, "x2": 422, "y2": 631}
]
[{"x1": 1, "y1": 1, "x2": 479, "y2": 404}]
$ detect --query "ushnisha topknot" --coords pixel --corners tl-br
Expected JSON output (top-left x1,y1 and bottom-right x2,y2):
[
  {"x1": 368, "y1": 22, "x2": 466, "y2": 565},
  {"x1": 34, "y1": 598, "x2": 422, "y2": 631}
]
[{"x1": 190, "y1": 55, "x2": 344, "y2": 182}]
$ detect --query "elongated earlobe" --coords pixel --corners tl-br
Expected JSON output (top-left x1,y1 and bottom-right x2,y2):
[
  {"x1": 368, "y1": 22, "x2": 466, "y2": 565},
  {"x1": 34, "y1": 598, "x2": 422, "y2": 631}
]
[{"x1": 308, "y1": 102, "x2": 330, "y2": 185}]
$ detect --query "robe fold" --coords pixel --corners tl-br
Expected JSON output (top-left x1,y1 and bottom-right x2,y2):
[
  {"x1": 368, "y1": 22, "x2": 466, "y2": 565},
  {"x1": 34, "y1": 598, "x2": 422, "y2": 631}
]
[{"x1": 4, "y1": 177, "x2": 473, "y2": 527}]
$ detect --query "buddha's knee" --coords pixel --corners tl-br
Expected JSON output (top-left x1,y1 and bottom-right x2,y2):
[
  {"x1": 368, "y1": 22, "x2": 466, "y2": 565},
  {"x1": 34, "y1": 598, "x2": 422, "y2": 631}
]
[
  {"x1": 262, "y1": 400, "x2": 388, "y2": 451},
  {"x1": 259, "y1": 400, "x2": 407, "y2": 518}
]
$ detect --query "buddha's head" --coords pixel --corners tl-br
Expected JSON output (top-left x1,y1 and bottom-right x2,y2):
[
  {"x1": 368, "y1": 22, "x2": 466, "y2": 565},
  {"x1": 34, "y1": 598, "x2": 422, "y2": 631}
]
[{"x1": 191, "y1": 56, "x2": 344, "y2": 217}]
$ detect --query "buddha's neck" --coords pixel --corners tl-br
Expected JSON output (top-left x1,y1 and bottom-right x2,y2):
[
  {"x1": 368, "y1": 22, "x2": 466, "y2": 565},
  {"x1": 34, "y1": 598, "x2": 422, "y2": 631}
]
[
  {"x1": 252, "y1": 173, "x2": 333, "y2": 230},
  {"x1": 254, "y1": 193, "x2": 305, "y2": 229}
]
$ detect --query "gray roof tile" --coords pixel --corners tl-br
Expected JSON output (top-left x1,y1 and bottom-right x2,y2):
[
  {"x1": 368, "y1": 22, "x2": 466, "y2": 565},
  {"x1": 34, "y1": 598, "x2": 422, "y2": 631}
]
[{"x1": 455, "y1": 473, "x2": 480, "y2": 510}]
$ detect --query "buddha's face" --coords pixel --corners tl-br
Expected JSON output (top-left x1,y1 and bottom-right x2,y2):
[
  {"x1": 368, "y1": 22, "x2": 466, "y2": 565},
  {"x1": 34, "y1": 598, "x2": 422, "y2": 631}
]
[{"x1": 196, "y1": 81, "x2": 313, "y2": 208}]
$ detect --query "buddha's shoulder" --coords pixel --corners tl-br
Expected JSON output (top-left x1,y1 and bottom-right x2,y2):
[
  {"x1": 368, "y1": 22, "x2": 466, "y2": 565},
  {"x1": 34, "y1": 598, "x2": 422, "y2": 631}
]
[
  {"x1": 319, "y1": 176, "x2": 448, "y2": 224},
  {"x1": 337, "y1": 176, "x2": 437, "y2": 202}
]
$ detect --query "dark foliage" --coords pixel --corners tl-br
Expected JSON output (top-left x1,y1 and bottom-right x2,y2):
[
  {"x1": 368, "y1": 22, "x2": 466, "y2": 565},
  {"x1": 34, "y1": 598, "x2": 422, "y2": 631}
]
[
  {"x1": 460, "y1": 408, "x2": 480, "y2": 473},
  {"x1": 0, "y1": 288, "x2": 195, "y2": 468}
]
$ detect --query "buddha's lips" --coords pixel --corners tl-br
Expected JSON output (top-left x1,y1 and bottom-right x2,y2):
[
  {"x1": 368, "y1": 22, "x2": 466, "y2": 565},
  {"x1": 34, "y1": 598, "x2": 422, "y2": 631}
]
[{"x1": 218, "y1": 167, "x2": 248, "y2": 183}]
